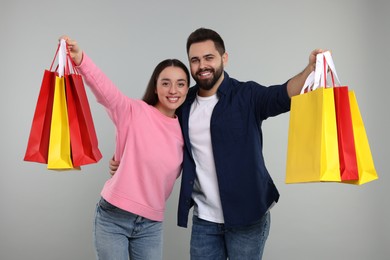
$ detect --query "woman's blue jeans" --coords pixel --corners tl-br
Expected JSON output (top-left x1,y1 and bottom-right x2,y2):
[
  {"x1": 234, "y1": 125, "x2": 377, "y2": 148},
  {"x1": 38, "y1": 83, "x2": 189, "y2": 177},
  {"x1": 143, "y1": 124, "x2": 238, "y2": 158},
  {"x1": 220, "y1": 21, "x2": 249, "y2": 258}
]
[
  {"x1": 190, "y1": 212, "x2": 271, "y2": 260},
  {"x1": 93, "y1": 198, "x2": 163, "y2": 260}
]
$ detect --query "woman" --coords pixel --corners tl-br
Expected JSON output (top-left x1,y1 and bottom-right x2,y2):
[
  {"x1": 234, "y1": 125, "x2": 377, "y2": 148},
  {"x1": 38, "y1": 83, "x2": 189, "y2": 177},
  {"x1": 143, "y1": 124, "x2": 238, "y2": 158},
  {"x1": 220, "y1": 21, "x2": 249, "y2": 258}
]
[{"x1": 61, "y1": 36, "x2": 189, "y2": 260}]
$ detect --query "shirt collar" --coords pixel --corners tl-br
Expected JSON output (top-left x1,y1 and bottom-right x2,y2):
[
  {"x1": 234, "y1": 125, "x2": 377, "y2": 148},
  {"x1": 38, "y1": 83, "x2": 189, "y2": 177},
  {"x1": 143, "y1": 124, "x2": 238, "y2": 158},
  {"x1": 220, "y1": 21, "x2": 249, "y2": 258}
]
[{"x1": 216, "y1": 71, "x2": 230, "y2": 97}]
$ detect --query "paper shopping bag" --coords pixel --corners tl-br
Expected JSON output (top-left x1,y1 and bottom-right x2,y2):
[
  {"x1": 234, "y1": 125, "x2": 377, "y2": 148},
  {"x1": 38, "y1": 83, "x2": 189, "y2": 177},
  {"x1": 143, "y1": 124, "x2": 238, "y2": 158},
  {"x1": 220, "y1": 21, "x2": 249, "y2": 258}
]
[
  {"x1": 24, "y1": 70, "x2": 56, "y2": 163},
  {"x1": 333, "y1": 86, "x2": 359, "y2": 181},
  {"x1": 65, "y1": 72, "x2": 102, "y2": 167},
  {"x1": 342, "y1": 91, "x2": 378, "y2": 185},
  {"x1": 24, "y1": 44, "x2": 60, "y2": 164},
  {"x1": 320, "y1": 52, "x2": 359, "y2": 181},
  {"x1": 47, "y1": 76, "x2": 74, "y2": 169},
  {"x1": 285, "y1": 86, "x2": 341, "y2": 183}
]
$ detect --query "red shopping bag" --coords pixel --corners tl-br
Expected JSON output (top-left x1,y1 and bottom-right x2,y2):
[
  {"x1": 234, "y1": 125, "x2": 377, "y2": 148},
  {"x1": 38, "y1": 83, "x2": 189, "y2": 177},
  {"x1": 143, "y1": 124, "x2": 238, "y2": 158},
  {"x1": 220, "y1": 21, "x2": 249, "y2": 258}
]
[
  {"x1": 24, "y1": 46, "x2": 59, "y2": 163},
  {"x1": 322, "y1": 52, "x2": 359, "y2": 181},
  {"x1": 333, "y1": 86, "x2": 359, "y2": 180},
  {"x1": 65, "y1": 54, "x2": 102, "y2": 167}
]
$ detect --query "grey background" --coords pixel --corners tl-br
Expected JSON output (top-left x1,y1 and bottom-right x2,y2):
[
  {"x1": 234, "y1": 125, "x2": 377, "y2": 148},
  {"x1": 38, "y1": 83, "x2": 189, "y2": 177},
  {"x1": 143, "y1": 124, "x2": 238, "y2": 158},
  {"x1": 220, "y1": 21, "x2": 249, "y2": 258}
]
[{"x1": 1, "y1": 0, "x2": 389, "y2": 259}]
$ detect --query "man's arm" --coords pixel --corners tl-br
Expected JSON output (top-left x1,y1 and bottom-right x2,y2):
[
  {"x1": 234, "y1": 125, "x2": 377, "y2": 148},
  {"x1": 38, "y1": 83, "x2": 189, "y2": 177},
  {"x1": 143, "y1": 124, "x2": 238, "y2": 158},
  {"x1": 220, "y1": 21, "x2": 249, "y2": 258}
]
[{"x1": 287, "y1": 49, "x2": 326, "y2": 97}]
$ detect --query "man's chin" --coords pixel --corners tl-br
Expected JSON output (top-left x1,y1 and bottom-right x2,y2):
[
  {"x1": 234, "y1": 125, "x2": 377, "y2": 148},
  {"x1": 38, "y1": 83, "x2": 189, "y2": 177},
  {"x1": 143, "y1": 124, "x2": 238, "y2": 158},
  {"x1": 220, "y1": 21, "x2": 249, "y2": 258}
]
[
  {"x1": 196, "y1": 80, "x2": 214, "y2": 91},
  {"x1": 199, "y1": 85, "x2": 214, "y2": 91}
]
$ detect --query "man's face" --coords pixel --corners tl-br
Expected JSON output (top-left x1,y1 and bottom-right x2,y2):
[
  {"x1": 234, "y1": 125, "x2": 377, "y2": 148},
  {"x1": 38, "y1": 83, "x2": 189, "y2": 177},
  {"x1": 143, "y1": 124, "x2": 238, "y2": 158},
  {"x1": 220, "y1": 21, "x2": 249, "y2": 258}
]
[{"x1": 188, "y1": 40, "x2": 227, "y2": 93}]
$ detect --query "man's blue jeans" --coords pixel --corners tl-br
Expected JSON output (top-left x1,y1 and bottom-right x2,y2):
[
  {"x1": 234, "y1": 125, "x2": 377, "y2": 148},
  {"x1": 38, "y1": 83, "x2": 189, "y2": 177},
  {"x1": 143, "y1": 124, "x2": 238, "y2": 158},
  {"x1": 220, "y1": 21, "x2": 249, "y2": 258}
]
[
  {"x1": 190, "y1": 212, "x2": 271, "y2": 260},
  {"x1": 93, "y1": 198, "x2": 163, "y2": 260}
]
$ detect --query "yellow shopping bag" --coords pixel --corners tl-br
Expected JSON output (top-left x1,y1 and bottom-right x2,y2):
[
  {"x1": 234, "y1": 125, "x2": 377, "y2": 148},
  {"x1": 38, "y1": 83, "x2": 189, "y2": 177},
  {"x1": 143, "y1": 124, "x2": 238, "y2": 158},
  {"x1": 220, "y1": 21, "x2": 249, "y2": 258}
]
[
  {"x1": 342, "y1": 91, "x2": 378, "y2": 185},
  {"x1": 47, "y1": 76, "x2": 74, "y2": 170},
  {"x1": 285, "y1": 86, "x2": 341, "y2": 183}
]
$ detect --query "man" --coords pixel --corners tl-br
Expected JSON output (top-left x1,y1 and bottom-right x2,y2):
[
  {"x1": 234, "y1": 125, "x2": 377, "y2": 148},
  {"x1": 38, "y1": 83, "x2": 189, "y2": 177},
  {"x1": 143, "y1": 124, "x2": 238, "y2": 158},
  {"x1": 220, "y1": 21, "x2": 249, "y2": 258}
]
[{"x1": 110, "y1": 28, "x2": 324, "y2": 259}]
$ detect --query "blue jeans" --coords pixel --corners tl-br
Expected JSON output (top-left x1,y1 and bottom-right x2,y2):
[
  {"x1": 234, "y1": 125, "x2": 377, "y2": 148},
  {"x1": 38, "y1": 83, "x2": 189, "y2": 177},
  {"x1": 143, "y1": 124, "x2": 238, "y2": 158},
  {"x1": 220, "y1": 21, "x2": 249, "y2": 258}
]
[
  {"x1": 190, "y1": 212, "x2": 271, "y2": 260},
  {"x1": 93, "y1": 198, "x2": 163, "y2": 260}
]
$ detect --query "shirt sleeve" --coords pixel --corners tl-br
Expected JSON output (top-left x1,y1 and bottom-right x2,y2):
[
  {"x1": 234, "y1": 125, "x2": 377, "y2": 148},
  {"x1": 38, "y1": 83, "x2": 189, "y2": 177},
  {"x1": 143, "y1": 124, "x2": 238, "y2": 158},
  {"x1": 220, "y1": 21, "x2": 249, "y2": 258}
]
[
  {"x1": 76, "y1": 52, "x2": 133, "y2": 125},
  {"x1": 252, "y1": 81, "x2": 291, "y2": 120}
]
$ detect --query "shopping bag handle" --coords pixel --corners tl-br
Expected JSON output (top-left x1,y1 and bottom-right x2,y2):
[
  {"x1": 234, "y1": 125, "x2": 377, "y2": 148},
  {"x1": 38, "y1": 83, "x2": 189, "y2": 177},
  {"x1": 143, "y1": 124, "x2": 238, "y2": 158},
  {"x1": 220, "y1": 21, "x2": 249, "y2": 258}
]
[
  {"x1": 313, "y1": 51, "x2": 341, "y2": 90},
  {"x1": 57, "y1": 39, "x2": 67, "y2": 77},
  {"x1": 48, "y1": 39, "x2": 79, "y2": 77},
  {"x1": 49, "y1": 43, "x2": 60, "y2": 72},
  {"x1": 323, "y1": 51, "x2": 341, "y2": 87},
  {"x1": 63, "y1": 43, "x2": 80, "y2": 76},
  {"x1": 300, "y1": 53, "x2": 326, "y2": 94},
  {"x1": 313, "y1": 53, "x2": 327, "y2": 90},
  {"x1": 300, "y1": 71, "x2": 315, "y2": 94}
]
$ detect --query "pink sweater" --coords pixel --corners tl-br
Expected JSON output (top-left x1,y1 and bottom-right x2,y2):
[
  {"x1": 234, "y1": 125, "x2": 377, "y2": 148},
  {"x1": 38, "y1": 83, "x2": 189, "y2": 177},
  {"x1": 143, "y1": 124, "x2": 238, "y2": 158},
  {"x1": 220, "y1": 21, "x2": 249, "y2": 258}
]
[{"x1": 78, "y1": 54, "x2": 184, "y2": 221}]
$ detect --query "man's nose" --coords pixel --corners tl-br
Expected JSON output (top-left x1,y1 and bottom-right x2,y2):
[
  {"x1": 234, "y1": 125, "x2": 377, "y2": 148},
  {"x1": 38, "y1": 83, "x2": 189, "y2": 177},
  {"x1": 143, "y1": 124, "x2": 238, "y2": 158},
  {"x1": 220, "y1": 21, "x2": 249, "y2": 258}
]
[{"x1": 199, "y1": 59, "x2": 207, "y2": 69}]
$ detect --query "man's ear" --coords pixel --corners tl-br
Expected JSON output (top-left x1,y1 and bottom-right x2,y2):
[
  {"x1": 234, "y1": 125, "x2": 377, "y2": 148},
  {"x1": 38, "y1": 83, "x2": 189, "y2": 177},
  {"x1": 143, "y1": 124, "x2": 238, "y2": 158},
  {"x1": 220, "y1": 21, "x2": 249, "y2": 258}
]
[{"x1": 222, "y1": 52, "x2": 229, "y2": 67}]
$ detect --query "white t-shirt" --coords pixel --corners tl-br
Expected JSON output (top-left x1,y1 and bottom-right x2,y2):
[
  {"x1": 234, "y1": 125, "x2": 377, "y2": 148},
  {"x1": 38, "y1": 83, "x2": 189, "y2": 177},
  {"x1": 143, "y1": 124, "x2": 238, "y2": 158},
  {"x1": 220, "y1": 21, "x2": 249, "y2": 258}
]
[{"x1": 189, "y1": 93, "x2": 224, "y2": 223}]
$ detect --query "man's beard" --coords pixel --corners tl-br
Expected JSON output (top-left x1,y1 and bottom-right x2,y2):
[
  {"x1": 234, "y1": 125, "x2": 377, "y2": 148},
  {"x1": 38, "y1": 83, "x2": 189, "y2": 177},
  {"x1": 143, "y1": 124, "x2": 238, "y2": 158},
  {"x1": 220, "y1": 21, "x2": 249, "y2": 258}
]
[{"x1": 193, "y1": 63, "x2": 224, "y2": 91}]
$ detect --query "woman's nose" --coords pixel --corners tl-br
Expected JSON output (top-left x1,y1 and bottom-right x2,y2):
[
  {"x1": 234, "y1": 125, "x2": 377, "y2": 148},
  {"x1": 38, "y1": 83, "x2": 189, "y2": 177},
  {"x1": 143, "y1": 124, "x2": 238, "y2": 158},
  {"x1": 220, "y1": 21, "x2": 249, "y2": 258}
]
[{"x1": 169, "y1": 85, "x2": 177, "y2": 94}]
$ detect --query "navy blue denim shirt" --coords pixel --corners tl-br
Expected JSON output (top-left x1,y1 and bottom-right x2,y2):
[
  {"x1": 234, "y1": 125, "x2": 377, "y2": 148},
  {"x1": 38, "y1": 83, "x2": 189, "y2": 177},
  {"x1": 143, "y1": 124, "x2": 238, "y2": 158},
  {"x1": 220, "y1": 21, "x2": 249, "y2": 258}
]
[{"x1": 177, "y1": 72, "x2": 291, "y2": 228}]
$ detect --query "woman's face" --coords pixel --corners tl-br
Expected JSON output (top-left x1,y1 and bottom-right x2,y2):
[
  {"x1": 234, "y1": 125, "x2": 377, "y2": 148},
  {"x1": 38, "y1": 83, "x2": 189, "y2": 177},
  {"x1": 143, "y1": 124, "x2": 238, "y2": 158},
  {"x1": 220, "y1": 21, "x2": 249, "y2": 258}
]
[{"x1": 154, "y1": 66, "x2": 189, "y2": 117}]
